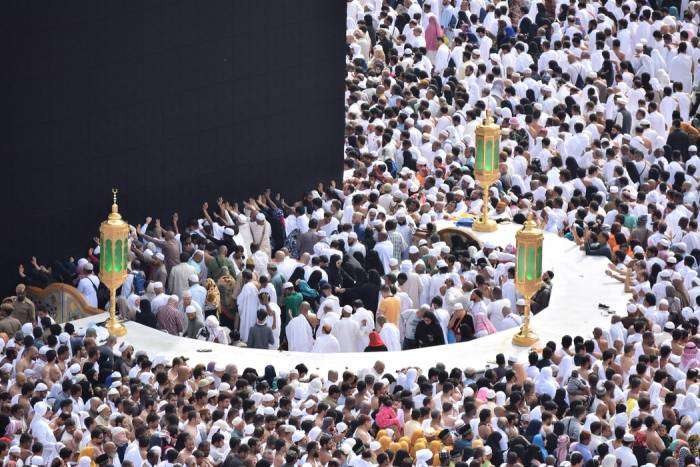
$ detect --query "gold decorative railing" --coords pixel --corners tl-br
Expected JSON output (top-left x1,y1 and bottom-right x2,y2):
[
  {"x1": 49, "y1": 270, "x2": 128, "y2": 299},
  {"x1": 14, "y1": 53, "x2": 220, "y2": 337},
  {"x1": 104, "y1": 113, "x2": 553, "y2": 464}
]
[{"x1": 26, "y1": 283, "x2": 104, "y2": 323}]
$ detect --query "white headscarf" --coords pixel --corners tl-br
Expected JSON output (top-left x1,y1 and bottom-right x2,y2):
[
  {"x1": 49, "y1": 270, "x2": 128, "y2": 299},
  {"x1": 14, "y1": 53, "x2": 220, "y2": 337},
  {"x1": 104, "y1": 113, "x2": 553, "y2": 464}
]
[{"x1": 534, "y1": 367, "x2": 558, "y2": 398}]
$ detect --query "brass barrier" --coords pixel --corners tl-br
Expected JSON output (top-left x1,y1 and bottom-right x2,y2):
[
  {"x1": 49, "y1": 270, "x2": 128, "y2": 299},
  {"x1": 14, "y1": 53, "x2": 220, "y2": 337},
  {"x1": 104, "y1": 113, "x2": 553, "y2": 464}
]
[{"x1": 26, "y1": 283, "x2": 104, "y2": 323}]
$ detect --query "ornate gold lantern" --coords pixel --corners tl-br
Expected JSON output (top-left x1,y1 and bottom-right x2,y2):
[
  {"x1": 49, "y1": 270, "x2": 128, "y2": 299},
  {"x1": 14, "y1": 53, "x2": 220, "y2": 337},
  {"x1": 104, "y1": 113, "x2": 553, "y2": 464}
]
[
  {"x1": 473, "y1": 111, "x2": 500, "y2": 232},
  {"x1": 99, "y1": 189, "x2": 128, "y2": 337},
  {"x1": 512, "y1": 215, "x2": 542, "y2": 346}
]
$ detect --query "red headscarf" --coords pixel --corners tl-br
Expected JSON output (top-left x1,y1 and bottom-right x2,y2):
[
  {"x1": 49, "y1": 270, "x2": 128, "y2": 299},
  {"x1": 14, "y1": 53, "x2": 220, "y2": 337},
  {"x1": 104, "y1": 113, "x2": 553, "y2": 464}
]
[{"x1": 368, "y1": 331, "x2": 385, "y2": 347}]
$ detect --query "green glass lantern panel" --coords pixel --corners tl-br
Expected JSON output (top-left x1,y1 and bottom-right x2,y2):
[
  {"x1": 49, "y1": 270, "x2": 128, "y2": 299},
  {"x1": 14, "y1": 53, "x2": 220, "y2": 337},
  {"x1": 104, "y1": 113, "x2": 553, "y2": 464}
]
[
  {"x1": 484, "y1": 139, "x2": 494, "y2": 171},
  {"x1": 536, "y1": 246, "x2": 543, "y2": 277},
  {"x1": 104, "y1": 239, "x2": 113, "y2": 272},
  {"x1": 99, "y1": 239, "x2": 104, "y2": 272},
  {"x1": 123, "y1": 242, "x2": 129, "y2": 270},
  {"x1": 114, "y1": 240, "x2": 123, "y2": 272},
  {"x1": 517, "y1": 245, "x2": 526, "y2": 281},
  {"x1": 476, "y1": 137, "x2": 484, "y2": 171},
  {"x1": 492, "y1": 138, "x2": 500, "y2": 169},
  {"x1": 526, "y1": 246, "x2": 536, "y2": 281}
]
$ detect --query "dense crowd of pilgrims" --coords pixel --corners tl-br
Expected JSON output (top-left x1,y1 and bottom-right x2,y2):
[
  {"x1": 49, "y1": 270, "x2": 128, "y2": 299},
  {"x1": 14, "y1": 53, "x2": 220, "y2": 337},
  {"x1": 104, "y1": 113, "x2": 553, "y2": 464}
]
[{"x1": 2, "y1": 0, "x2": 700, "y2": 465}]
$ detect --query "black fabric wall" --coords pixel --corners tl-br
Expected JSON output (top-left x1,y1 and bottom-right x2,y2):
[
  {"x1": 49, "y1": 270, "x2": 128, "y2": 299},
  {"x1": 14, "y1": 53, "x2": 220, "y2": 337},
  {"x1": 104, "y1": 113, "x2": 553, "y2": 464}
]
[{"x1": 0, "y1": 1, "x2": 345, "y2": 292}]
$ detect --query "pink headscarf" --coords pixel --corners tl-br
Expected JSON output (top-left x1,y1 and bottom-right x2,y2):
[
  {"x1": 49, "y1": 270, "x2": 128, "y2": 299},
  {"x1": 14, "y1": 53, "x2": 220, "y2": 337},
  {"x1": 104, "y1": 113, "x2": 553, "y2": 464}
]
[
  {"x1": 681, "y1": 342, "x2": 698, "y2": 371},
  {"x1": 476, "y1": 387, "x2": 490, "y2": 402},
  {"x1": 425, "y1": 15, "x2": 443, "y2": 51}
]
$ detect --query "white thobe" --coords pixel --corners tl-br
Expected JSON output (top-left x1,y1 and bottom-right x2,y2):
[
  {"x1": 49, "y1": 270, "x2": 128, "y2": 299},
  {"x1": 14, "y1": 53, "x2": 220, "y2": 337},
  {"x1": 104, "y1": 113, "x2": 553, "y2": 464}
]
[
  {"x1": 237, "y1": 282, "x2": 260, "y2": 342},
  {"x1": 31, "y1": 418, "x2": 58, "y2": 463},
  {"x1": 351, "y1": 308, "x2": 374, "y2": 351},
  {"x1": 379, "y1": 323, "x2": 402, "y2": 351},
  {"x1": 286, "y1": 315, "x2": 314, "y2": 352},
  {"x1": 167, "y1": 262, "x2": 196, "y2": 297},
  {"x1": 332, "y1": 318, "x2": 362, "y2": 352},
  {"x1": 312, "y1": 333, "x2": 340, "y2": 353},
  {"x1": 265, "y1": 303, "x2": 282, "y2": 349}
]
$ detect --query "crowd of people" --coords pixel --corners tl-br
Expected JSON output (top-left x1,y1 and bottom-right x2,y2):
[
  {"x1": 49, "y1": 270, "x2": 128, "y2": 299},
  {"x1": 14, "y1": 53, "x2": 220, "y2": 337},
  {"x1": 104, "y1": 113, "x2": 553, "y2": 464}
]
[{"x1": 3, "y1": 0, "x2": 700, "y2": 465}]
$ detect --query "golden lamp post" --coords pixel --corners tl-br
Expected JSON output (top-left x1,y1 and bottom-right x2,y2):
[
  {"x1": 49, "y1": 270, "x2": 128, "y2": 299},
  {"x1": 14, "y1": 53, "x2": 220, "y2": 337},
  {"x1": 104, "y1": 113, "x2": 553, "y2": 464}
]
[
  {"x1": 472, "y1": 110, "x2": 500, "y2": 232},
  {"x1": 512, "y1": 215, "x2": 543, "y2": 347},
  {"x1": 99, "y1": 189, "x2": 128, "y2": 337}
]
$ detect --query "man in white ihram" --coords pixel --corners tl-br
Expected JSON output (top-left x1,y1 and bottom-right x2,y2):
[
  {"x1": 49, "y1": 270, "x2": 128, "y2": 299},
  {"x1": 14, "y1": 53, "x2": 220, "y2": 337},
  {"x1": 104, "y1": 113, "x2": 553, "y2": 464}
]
[
  {"x1": 77, "y1": 263, "x2": 99, "y2": 307},
  {"x1": 378, "y1": 315, "x2": 401, "y2": 351},
  {"x1": 312, "y1": 324, "x2": 340, "y2": 353},
  {"x1": 332, "y1": 306, "x2": 361, "y2": 352},
  {"x1": 286, "y1": 302, "x2": 314, "y2": 352}
]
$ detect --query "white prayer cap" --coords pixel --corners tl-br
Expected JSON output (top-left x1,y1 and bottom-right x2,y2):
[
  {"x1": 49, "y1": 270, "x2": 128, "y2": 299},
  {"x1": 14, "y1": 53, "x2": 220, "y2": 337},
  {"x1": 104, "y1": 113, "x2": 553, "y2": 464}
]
[
  {"x1": 400, "y1": 260, "x2": 412, "y2": 273},
  {"x1": 9, "y1": 446, "x2": 20, "y2": 455},
  {"x1": 69, "y1": 363, "x2": 81, "y2": 374},
  {"x1": 262, "y1": 393, "x2": 274, "y2": 402},
  {"x1": 516, "y1": 299, "x2": 526, "y2": 306},
  {"x1": 169, "y1": 294, "x2": 179, "y2": 303},
  {"x1": 441, "y1": 246, "x2": 450, "y2": 254},
  {"x1": 22, "y1": 323, "x2": 33, "y2": 335},
  {"x1": 664, "y1": 322, "x2": 675, "y2": 331},
  {"x1": 219, "y1": 383, "x2": 231, "y2": 392},
  {"x1": 83, "y1": 262, "x2": 94, "y2": 271},
  {"x1": 689, "y1": 145, "x2": 697, "y2": 152},
  {"x1": 292, "y1": 430, "x2": 306, "y2": 443},
  {"x1": 189, "y1": 273, "x2": 200, "y2": 282},
  {"x1": 370, "y1": 441, "x2": 382, "y2": 451},
  {"x1": 626, "y1": 304, "x2": 638, "y2": 313},
  {"x1": 185, "y1": 305, "x2": 197, "y2": 315},
  {"x1": 35, "y1": 382, "x2": 48, "y2": 392},
  {"x1": 436, "y1": 260, "x2": 448, "y2": 268},
  {"x1": 348, "y1": 232, "x2": 358, "y2": 240},
  {"x1": 143, "y1": 248, "x2": 153, "y2": 257},
  {"x1": 207, "y1": 390, "x2": 219, "y2": 399},
  {"x1": 283, "y1": 282, "x2": 294, "y2": 289},
  {"x1": 154, "y1": 252, "x2": 165, "y2": 261},
  {"x1": 609, "y1": 186, "x2": 619, "y2": 194},
  {"x1": 389, "y1": 258, "x2": 399, "y2": 267},
  {"x1": 659, "y1": 239, "x2": 670, "y2": 247},
  {"x1": 256, "y1": 213, "x2": 265, "y2": 221},
  {"x1": 633, "y1": 246, "x2": 645, "y2": 254},
  {"x1": 484, "y1": 240, "x2": 496, "y2": 249},
  {"x1": 408, "y1": 245, "x2": 419, "y2": 254},
  {"x1": 30, "y1": 456, "x2": 46, "y2": 466},
  {"x1": 39, "y1": 345, "x2": 50, "y2": 355},
  {"x1": 108, "y1": 388, "x2": 119, "y2": 396},
  {"x1": 336, "y1": 422, "x2": 348, "y2": 432},
  {"x1": 59, "y1": 332, "x2": 70, "y2": 343},
  {"x1": 214, "y1": 362, "x2": 225, "y2": 372},
  {"x1": 659, "y1": 298, "x2": 669, "y2": 306},
  {"x1": 224, "y1": 227, "x2": 235, "y2": 236},
  {"x1": 97, "y1": 404, "x2": 110, "y2": 413},
  {"x1": 1, "y1": 363, "x2": 13, "y2": 373}
]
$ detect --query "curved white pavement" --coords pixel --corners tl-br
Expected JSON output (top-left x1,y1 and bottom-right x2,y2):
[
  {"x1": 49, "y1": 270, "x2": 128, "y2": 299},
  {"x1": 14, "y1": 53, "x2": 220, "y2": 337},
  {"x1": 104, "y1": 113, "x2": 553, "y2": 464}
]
[{"x1": 72, "y1": 222, "x2": 630, "y2": 374}]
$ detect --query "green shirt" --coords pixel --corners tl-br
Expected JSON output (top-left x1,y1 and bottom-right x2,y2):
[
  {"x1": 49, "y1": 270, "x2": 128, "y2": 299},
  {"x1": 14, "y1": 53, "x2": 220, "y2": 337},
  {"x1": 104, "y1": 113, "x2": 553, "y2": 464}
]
[{"x1": 284, "y1": 292, "x2": 304, "y2": 318}]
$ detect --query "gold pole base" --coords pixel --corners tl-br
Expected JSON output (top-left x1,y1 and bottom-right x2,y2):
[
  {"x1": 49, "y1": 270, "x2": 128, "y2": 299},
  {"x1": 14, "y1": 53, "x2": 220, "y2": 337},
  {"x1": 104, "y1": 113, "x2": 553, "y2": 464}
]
[
  {"x1": 105, "y1": 317, "x2": 127, "y2": 337},
  {"x1": 473, "y1": 219, "x2": 497, "y2": 232},
  {"x1": 512, "y1": 327, "x2": 538, "y2": 347}
]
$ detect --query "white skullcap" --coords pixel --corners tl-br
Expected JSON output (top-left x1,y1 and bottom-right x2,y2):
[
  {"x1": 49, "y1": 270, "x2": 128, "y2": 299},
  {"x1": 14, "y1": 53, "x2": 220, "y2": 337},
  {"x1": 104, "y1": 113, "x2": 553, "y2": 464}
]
[
  {"x1": 154, "y1": 252, "x2": 165, "y2": 261},
  {"x1": 185, "y1": 305, "x2": 197, "y2": 315},
  {"x1": 256, "y1": 213, "x2": 266, "y2": 221}
]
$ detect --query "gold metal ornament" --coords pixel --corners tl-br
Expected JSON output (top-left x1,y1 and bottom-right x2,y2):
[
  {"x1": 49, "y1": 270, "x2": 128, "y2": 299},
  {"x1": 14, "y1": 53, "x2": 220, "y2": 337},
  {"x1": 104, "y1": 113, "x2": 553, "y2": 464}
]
[
  {"x1": 472, "y1": 111, "x2": 500, "y2": 232},
  {"x1": 512, "y1": 214, "x2": 543, "y2": 347},
  {"x1": 99, "y1": 189, "x2": 128, "y2": 337}
]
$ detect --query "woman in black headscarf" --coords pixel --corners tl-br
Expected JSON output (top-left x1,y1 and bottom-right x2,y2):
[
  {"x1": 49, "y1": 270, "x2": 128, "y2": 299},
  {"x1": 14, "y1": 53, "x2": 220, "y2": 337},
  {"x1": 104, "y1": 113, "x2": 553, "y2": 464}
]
[
  {"x1": 415, "y1": 311, "x2": 446, "y2": 348},
  {"x1": 485, "y1": 431, "x2": 504, "y2": 466},
  {"x1": 288, "y1": 267, "x2": 306, "y2": 285},
  {"x1": 135, "y1": 299, "x2": 157, "y2": 329},
  {"x1": 327, "y1": 254, "x2": 353, "y2": 293},
  {"x1": 343, "y1": 269, "x2": 382, "y2": 313}
]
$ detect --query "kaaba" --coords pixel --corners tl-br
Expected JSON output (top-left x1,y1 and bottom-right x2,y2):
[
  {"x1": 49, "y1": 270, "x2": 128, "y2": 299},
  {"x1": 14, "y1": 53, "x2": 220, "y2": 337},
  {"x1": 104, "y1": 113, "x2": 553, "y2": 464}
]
[{"x1": 0, "y1": 0, "x2": 346, "y2": 291}]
